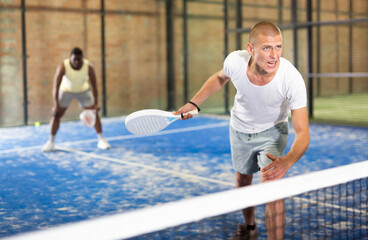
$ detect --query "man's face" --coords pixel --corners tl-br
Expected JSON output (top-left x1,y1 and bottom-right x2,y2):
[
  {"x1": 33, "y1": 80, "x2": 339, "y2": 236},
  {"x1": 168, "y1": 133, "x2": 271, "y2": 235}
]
[
  {"x1": 69, "y1": 54, "x2": 83, "y2": 70},
  {"x1": 248, "y1": 33, "x2": 283, "y2": 75}
]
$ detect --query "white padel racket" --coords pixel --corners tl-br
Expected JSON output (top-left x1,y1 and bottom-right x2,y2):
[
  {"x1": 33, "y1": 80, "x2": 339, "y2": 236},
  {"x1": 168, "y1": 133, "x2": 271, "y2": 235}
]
[
  {"x1": 125, "y1": 109, "x2": 198, "y2": 135},
  {"x1": 79, "y1": 109, "x2": 96, "y2": 127}
]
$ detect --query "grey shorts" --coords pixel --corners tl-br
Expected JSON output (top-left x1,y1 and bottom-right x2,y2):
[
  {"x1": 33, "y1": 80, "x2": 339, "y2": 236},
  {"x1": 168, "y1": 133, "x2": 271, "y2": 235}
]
[
  {"x1": 229, "y1": 122, "x2": 289, "y2": 175},
  {"x1": 58, "y1": 89, "x2": 94, "y2": 108}
]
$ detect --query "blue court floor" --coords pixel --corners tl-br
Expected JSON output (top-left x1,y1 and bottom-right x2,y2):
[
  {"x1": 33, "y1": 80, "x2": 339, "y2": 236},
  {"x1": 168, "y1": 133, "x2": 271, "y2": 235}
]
[{"x1": 0, "y1": 115, "x2": 367, "y2": 239}]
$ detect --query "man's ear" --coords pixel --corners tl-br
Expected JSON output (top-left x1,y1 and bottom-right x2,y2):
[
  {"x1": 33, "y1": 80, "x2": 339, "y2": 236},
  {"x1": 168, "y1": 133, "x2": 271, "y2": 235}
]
[{"x1": 246, "y1": 43, "x2": 254, "y2": 56}]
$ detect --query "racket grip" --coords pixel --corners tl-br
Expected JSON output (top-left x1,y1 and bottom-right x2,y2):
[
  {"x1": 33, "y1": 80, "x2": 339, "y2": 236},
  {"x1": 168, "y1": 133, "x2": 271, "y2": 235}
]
[{"x1": 183, "y1": 109, "x2": 199, "y2": 117}]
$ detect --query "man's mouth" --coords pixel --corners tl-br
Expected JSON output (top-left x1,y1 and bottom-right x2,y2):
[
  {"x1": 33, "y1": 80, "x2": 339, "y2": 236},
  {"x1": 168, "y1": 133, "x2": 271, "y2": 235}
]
[{"x1": 267, "y1": 61, "x2": 277, "y2": 67}]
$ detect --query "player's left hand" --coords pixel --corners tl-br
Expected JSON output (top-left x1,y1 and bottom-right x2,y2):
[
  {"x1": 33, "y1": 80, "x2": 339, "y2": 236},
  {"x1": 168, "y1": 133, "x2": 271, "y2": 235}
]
[
  {"x1": 260, "y1": 153, "x2": 290, "y2": 182},
  {"x1": 93, "y1": 104, "x2": 101, "y2": 112}
]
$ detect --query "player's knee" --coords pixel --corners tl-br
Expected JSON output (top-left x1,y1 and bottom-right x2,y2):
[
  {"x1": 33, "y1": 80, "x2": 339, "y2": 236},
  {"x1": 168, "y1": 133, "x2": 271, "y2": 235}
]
[
  {"x1": 52, "y1": 110, "x2": 64, "y2": 119},
  {"x1": 235, "y1": 172, "x2": 252, "y2": 187}
]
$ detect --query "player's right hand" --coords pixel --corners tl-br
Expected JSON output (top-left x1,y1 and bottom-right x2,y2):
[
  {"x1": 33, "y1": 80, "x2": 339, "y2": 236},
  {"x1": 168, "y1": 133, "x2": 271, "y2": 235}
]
[{"x1": 173, "y1": 103, "x2": 196, "y2": 120}]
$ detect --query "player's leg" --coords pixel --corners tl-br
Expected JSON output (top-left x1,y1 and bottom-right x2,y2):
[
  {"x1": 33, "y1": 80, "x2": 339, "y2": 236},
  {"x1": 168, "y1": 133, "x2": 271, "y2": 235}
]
[
  {"x1": 257, "y1": 122, "x2": 289, "y2": 240},
  {"x1": 264, "y1": 199, "x2": 285, "y2": 240},
  {"x1": 235, "y1": 173, "x2": 254, "y2": 223},
  {"x1": 234, "y1": 172, "x2": 258, "y2": 239},
  {"x1": 94, "y1": 113, "x2": 102, "y2": 133},
  {"x1": 79, "y1": 90, "x2": 110, "y2": 149},
  {"x1": 42, "y1": 90, "x2": 71, "y2": 152},
  {"x1": 84, "y1": 105, "x2": 102, "y2": 133},
  {"x1": 95, "y1": 115, "x2": 110, "y2": 149},
  {"x1": 230, "y1": 126, "x2": 259, "y2": 240},
  {"x1": 51, "y1": 107, "x2": 68, "y2": 135},
  {"x1": 84, "y1": 105, "x2": 110, "y2": 149}
]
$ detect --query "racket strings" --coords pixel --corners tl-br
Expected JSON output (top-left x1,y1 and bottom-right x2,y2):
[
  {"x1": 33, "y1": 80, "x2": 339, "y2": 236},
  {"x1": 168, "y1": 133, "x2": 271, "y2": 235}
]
[{"x1": 129, "y1": 116, "x2": 170, "y2": 135}]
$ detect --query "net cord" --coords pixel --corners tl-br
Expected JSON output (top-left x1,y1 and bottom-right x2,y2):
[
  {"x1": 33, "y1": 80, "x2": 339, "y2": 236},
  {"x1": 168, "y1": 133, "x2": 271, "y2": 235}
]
[{"x1": 3, "y1": 160, "x2": 368, "y2": 240}]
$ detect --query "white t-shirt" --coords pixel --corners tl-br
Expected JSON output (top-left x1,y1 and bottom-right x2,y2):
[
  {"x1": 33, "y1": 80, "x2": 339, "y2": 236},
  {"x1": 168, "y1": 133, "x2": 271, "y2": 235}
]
[{"x1": 223, "y1": 50, "x2": 307, "y2": 133}]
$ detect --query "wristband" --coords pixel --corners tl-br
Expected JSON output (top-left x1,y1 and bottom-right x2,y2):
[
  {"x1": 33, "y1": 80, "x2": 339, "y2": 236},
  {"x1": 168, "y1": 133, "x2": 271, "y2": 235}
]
[{"x1": 188, "y1": 101, "x2": 200, "y2": 112}]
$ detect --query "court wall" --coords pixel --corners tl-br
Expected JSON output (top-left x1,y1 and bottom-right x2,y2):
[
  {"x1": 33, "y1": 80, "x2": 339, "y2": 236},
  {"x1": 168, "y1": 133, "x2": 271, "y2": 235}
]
[{"x1": 0, "y1": 0, "x2": 367, "y2": 127}]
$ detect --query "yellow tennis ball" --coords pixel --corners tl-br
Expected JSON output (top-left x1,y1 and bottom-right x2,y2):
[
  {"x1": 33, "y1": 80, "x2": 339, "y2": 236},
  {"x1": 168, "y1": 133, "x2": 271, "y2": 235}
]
[{"x1": 34, "y1": 121, "x2": 40, "y2": 127}]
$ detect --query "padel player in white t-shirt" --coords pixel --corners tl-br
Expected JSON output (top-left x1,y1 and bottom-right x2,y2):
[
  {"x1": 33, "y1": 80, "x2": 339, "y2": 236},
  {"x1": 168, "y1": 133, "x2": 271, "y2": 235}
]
[{"x1": 174, "y1": 21, "x2": 310, "y2": 240}]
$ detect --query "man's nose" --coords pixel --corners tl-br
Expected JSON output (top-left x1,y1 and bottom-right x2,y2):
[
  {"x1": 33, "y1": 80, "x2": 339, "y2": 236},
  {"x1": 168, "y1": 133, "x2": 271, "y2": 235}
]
[
  {"x1": 270, "y1": 49, "x2": 277, "y2": 58},
  {"x1": 270, "y1": 49, "x2": 276, "y2": 58}
]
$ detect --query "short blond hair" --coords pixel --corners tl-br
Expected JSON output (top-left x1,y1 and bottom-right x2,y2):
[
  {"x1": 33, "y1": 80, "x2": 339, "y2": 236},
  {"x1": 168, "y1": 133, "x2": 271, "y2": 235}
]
[{"x1": 249, "y1": 21, "x2": 282, "y2": 44}]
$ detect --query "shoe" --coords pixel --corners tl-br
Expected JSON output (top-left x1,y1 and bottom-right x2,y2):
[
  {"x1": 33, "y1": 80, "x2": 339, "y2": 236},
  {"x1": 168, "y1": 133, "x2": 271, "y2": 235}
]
[
  {"x1": 233, "y1": 223, "x2": 259, "y2": 240},
  {"x1": 97, "y1": 138, "x2": 111, "y2": 150},
  {"x1": 42, "y1": 141, "x2": 55, "y2": 152}
]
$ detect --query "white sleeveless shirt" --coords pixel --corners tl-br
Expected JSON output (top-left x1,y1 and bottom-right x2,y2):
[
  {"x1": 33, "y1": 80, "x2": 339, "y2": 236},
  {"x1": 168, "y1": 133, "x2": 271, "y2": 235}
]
[
  {"x1": 60, "y1": 59, "x2": 90, "y2": 93},
  {"x1": 224, "y1": 50, "x2": 307, "y2": 133}
]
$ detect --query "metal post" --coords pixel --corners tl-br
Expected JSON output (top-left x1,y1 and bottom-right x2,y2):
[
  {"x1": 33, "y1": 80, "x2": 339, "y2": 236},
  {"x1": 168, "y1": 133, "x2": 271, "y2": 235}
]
[
  {"x1": 183, "y1": 0, "x2": 188, "y2": 103},
  {"x1": 235, "y1": 0, "x2": 242, "y2": 50},
  {"x1": 307, "y1": 0, "x2": 313, "y2": 118},
  {"x1": 166, "y1": 0, "x2": 175, "y2": 110},
  {"x1": 224, "y1": 0, "x2": 229, "y2": 114},
  {"x1": 316, "y1": 0, "x2": 321, "y2": 97},
  {"x1": 291, "y1": 0, "x2": 298, "y2": 68},
  {"x1": 100, "y1": 0, "x2": 107, "y2": 116},
  {"x1": 278, "y1": 0, "x2": 283, "y2": 24},
  {"x1": 21, "y1": 0, "x2": 28, "y2": 125},
  {"x1": 348, "y1": 0, "x2": 353, "y2": 94}
]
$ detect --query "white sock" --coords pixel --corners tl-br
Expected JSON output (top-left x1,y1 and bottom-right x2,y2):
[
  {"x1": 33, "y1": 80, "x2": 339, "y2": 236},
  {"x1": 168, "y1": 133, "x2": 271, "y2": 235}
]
[
  {"x1": 50, "y1": 135, "x2": 55, "y2": 143},
  {"x1": 97, "y1": 133, "x2": 104, "y2": 141}
]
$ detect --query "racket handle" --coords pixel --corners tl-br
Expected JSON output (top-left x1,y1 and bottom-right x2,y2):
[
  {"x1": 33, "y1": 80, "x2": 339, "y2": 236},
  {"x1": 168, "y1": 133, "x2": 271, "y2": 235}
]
[{"x1": 182, "y1": 109, "x2": 199, "y2": 118}]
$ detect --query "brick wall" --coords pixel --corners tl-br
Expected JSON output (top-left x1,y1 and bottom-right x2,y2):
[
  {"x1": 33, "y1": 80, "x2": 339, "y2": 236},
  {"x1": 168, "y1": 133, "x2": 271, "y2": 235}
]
[
  {"x1": 0, "y1": 0, "x2": 166, "y2": 126},
  {"x1": 0, "y1": 0, "x2": 24, "y2": 126},
  {"x1": 0, "y1": 0, "x2": 367, "y2": 127}
]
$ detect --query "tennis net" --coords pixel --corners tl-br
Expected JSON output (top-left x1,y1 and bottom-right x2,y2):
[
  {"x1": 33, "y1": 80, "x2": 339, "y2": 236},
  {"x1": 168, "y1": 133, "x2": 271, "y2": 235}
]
[{"x1": 3, "y1": 161, "x2": 368, "y2": 240}]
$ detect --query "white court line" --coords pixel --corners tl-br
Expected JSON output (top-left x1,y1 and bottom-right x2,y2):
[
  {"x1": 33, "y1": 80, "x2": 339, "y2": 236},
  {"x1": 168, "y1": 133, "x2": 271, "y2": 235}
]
[
  {"x1": 57, "y1": 146, "x2": 234, "y2": 187},
  {"x1": 294, "y1": 197, "x2": 366, "y2": 215},
  {"x1": 0, "y1": 121, "x2": 233, "y2": 186},
  {"x1": 0, "y1": 122, "x2": 229, "y2": 154}
]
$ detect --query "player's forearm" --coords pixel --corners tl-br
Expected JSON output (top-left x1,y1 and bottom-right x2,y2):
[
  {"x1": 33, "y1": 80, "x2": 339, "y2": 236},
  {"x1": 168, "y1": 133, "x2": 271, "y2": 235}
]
[
  {"x1": 283, "y1": 107, "x2": 310, "y2": 168},
  {"x1": 283, "y1": 131, "x2": 310, "y2": 168},
  {"x1": 52, "y1": 82, "x2": 61, "y2": 104},
  {"x1": 89, "y1": 66, "x2": 99, "y2": 105},
  {"x1": 191, "y1": 72, "x2": 229, "y2": 106},
  {"x1": 92, "y1": 88, "x2": 98, "y2": 105},
  {"x1": 52, "y1": 65, "x2": 64, "y2": 105}
]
